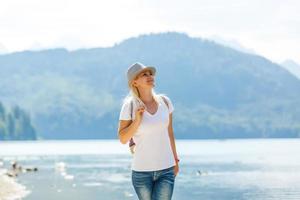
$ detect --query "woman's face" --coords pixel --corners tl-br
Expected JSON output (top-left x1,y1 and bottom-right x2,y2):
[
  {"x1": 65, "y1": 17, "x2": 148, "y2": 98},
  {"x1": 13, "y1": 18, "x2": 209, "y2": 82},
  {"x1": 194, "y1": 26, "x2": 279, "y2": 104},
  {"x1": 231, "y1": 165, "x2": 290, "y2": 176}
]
[{"x1": 132, "y1": 70, "x2": 155, "y2": 89}]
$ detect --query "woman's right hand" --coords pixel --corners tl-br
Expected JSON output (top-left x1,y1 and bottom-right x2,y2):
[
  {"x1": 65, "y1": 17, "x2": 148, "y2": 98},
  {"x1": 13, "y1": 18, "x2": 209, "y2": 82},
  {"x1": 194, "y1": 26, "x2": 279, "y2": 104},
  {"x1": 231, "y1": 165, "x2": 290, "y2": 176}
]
[{"x1": 135, "y1": 105, "x2": 145, "y2": 124}]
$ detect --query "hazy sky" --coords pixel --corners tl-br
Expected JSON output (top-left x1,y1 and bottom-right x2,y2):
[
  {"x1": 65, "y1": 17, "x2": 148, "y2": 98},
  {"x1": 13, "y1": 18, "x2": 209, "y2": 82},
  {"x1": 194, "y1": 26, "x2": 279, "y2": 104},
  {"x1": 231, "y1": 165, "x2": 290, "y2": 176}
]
[{"x1": 0, "y1": 0, "x2": 299, "y2": 63}]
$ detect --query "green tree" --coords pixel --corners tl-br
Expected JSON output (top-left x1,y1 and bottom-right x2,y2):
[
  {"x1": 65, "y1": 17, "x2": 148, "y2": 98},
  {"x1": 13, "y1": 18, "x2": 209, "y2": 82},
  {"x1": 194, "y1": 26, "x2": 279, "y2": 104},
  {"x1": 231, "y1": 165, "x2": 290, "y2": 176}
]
[{"x1": 0, "y1": 102, "x2": 37, "y2": 140}]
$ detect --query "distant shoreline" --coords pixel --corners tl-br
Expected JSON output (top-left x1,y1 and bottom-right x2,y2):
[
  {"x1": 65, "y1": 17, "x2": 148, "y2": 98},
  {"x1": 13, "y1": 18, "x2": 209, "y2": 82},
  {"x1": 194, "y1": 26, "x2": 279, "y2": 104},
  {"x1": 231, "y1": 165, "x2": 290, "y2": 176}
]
[
  {"x1": 0, "y1": 138, "x2": 299, "y2": 157},
  {"x1": 1, "y1": 137, "x2": 300, "y2": 142}
]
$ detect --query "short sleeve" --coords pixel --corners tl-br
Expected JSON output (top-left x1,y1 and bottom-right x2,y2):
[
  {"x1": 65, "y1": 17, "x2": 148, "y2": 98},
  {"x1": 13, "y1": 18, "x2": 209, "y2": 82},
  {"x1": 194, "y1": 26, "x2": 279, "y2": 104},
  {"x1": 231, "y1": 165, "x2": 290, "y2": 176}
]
[
  {"x1": 119, "y1": 101, "x2": 132, "y2": 120},
  {"x1": 162, "y1": 95, "x2": 174, "y2": 114}
]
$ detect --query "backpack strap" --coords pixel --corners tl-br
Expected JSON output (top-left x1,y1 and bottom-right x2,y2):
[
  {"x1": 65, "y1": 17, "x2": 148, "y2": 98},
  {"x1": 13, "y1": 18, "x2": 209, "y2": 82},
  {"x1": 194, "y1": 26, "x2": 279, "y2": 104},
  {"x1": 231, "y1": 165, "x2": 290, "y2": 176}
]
[
  {"x1": 130, "y1": 99, "x2": 133, "y2": 119},
  {"x1": 160, "y1": 95, "x2": 169, "y2": 110},
  {"x1": 129, "y1": 99, "x2": 135, "y2": 148}
]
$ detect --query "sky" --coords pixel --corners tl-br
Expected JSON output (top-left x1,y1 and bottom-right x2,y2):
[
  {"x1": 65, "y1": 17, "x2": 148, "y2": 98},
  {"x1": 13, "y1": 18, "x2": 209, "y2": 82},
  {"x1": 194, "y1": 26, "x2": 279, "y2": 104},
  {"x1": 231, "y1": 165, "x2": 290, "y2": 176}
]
[{"x1": 0, "y1": 0, "x2": 299, "y2": 63}]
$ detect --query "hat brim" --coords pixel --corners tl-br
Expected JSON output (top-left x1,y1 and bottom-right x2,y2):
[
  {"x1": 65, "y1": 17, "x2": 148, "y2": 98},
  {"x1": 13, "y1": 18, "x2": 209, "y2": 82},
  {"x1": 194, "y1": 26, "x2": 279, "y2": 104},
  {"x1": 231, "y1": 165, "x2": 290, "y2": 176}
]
[
  {"x1": 133, "y1": 66, "x2": 156, "y2": 79},
  {"x1": 138, "y1": 67, "x2": 156, "y2": 76}
]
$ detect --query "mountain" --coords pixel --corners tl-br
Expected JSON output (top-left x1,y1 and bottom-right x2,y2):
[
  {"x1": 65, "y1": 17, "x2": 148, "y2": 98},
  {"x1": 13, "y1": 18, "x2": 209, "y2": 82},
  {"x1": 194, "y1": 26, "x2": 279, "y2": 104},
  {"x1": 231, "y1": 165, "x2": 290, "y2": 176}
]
[
  {"x1": 0, "y1": 32, "x2": 300, "y2": 139},
  {"x1": 281, "y1": 59, "x2": 300, "y2": 79}
]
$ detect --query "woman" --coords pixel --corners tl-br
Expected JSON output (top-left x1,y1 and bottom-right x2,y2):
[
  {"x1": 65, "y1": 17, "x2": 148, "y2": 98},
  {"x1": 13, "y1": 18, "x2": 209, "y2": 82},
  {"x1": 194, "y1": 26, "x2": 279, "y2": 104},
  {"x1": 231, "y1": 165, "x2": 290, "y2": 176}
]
[{"x1": 118, "y1": 62, "x2": 180, "y2": 200}]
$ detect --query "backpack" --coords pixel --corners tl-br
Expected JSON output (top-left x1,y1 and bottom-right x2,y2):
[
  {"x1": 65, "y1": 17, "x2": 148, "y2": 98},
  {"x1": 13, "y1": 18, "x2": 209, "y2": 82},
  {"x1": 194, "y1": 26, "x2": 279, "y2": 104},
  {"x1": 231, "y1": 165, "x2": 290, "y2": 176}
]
[{"x1": 128, "y1": 95, "x2": 169, "y2": 154}]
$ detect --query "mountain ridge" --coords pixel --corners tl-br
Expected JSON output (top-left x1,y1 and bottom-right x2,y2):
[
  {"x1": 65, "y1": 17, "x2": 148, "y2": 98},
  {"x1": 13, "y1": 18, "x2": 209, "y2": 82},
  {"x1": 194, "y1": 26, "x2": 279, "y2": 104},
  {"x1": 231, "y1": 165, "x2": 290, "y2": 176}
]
[{"x1": 0, "y1": 32, "x2": 299, "y2": 139}]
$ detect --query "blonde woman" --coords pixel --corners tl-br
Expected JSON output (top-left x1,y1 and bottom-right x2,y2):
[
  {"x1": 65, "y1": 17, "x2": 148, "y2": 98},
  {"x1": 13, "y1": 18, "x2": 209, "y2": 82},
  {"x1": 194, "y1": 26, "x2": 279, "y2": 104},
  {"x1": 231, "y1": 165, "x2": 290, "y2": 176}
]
[{"x1": 118, "y1": 62, "x2": 179, "y2": 200}]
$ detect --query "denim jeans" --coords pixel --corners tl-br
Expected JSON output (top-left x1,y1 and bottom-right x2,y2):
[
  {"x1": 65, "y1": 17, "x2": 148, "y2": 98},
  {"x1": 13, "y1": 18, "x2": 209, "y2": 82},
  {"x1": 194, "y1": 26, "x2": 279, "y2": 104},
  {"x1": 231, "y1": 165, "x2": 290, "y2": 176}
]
[{"x1": 132, "y1": 166, "x2": 176, "y2": 200}]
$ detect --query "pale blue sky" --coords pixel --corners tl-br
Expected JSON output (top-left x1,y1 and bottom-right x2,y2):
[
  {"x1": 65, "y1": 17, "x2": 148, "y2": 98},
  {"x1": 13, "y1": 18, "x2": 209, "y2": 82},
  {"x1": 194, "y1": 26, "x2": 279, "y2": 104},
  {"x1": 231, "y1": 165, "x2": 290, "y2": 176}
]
[{"x1": 0, "y1": 0, "x2": 299, "y2": 63}]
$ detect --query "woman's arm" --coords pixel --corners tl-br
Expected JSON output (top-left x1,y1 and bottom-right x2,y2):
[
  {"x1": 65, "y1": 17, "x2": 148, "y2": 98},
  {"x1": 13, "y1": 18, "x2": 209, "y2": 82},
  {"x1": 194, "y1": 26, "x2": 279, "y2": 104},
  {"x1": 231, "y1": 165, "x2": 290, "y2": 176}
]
[
  {"x1": 168, "y1": 113, "x2": 179, "y2": 175},
  {"x1": 118, "y1": 119, "x2": 140, "y2": 144},
  {"x1": 118, "y1": 104, "x2": 145, "y2": 144}
]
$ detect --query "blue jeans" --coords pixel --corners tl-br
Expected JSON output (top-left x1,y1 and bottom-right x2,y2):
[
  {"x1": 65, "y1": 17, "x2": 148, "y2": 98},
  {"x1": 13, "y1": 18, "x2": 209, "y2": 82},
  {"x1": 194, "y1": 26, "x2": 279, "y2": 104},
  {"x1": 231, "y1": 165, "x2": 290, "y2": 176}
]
[{"x1": 132, "y1": 166, "x2": 175, "y2": 200}]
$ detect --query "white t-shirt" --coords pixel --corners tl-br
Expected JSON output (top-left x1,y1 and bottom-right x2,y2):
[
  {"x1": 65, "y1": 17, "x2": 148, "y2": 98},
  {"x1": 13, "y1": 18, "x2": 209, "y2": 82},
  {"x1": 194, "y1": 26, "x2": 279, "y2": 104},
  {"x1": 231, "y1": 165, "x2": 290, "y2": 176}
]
[{"x1": 119, "y1": 95, "x2": 176, "y2": 171}]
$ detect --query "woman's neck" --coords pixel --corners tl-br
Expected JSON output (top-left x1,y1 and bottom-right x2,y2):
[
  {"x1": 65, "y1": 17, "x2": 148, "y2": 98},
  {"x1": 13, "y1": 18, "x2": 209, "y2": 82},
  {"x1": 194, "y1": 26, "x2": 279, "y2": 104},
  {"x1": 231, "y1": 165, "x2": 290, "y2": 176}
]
[{"x1": 138, "y1": 89, "x2": 154, "y2": 103}]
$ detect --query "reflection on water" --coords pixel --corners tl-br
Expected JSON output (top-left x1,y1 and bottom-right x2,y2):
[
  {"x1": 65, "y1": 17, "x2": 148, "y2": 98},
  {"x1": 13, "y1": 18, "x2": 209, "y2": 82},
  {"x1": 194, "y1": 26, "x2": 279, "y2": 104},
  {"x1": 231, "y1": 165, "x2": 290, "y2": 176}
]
[{"x1": 0, "y1": 139, "x2": 300, "y2": 200}]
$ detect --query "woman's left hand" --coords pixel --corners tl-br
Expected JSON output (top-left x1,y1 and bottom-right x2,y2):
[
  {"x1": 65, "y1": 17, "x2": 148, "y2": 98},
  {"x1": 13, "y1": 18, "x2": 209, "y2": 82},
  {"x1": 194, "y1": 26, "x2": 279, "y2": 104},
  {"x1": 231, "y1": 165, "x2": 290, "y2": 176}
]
[{"x1": 174, "y1": 163, "x2": 179, "y2": 177}]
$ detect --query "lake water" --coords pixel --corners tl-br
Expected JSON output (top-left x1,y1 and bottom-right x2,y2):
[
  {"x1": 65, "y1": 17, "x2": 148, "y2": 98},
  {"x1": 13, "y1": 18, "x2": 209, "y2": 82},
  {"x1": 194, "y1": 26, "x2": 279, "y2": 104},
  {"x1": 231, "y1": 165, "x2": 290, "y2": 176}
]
[{"x1": 1, "y1": 139, "x2": 300, "y2": 200}]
